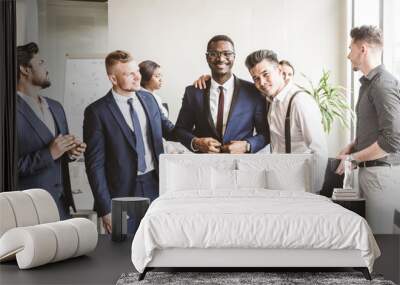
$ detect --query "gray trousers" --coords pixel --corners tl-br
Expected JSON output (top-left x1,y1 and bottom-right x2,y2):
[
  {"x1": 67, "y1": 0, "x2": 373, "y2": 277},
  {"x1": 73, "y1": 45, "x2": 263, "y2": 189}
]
[{"x1": 359, "y1": 165, "x2": 400, "y2": 234}]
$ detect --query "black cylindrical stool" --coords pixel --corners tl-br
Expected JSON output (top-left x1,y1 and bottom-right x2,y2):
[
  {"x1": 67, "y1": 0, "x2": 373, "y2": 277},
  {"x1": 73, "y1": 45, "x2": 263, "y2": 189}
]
[{"x1": 111, "y1": 197, "x2": 150, "y2": 242}]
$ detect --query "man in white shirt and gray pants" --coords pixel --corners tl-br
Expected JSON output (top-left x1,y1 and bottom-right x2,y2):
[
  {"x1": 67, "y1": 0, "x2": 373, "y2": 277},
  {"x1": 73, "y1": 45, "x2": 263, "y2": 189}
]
[{"x1": 245, "y1": 50, "x2": 328, "y2": 192}]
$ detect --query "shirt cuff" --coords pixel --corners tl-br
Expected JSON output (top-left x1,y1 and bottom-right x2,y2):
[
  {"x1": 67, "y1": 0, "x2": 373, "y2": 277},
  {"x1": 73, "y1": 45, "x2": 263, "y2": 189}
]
[
  {"x1": 68, "y1": 154, "x2": 78, "y2": 162},
  {"x1": 245, "y1": 140, "x2": 251, "y2": 153},
  {"x1": 190, "y1": 138, "x2": 199, "y2": 152}
]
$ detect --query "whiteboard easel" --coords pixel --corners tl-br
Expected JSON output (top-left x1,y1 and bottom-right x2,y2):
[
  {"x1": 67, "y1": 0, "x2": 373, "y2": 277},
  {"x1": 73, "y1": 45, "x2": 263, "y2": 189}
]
[
  {"x1": 63, "y1": 54, "x2": 111, "y2": 140},
  {"x1": 63, "y1": 54, "x2": 111, "y2": 210}
]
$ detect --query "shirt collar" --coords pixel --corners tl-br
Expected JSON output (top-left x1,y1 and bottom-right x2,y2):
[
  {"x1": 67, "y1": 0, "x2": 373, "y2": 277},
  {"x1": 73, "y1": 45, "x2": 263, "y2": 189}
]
[
  {"x1": 17, "y1": 91, "x2": 49, "y2": 108},
  {"x1": 270, "y1": 82, "x2": 292, "y2": 103},
  {"x1": 112, "y1": 88, "x2": 136, "y2": 103},
  {"x1": 360, "y1": 64, "x2": 384, "y2": 84},
  {"x1": 39, "y1": 96, "x2": 49, "y2": 108},
  {"x1": 210, "y1": 74, "x2": 234, "y2": 91}
]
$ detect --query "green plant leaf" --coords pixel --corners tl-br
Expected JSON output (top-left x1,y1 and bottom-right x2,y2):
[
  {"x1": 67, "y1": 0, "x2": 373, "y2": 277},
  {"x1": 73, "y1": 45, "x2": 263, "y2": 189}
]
[{"x1": 299, "y1": 70, "x2": 353, "y2": 134}]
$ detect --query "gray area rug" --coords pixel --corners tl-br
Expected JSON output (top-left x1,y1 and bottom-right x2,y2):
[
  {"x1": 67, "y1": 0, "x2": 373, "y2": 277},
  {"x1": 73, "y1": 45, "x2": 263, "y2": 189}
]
[{"x1": 116, "y1": 271, "x2": 396, "y2": 285}]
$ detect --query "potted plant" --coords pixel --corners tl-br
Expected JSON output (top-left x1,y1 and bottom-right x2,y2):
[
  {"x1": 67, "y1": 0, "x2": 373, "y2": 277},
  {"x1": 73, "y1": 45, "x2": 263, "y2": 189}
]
[{"x1": 297, "y1": 70, "x2": 354, "y2": 133}]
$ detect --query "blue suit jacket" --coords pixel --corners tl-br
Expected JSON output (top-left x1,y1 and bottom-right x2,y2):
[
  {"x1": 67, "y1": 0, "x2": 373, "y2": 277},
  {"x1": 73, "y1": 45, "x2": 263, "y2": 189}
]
[
  {"x1": 83, "y1": 90, "x2": 178, "y2": 216},
  {"x1": 175, "y1": 76, "x2": 269, "y2": 152},
  {"x1": 16, "y1": 95, "x2": 76, "y2": 211}
]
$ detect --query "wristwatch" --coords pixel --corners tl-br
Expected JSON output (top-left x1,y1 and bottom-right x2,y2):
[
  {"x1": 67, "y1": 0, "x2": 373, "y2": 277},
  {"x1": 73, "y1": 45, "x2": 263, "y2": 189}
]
[
  {"x1": 348, "y1": 154, "x2": 358, "y2": 167},
  {"x1": 246, "y1": 142, "x2": 251, "y2": 153}
]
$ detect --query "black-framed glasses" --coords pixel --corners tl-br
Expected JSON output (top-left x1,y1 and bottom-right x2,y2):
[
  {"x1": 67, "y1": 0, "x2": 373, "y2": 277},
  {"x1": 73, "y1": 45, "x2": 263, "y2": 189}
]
[{"x1": 206, "y1": 51, "x2": 235, "y2": 59}]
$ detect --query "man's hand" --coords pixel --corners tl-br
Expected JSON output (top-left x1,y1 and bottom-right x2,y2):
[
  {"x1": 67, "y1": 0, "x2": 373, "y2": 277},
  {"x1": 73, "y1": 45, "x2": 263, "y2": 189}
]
[
  {"x1": 49, "y1": 134, "x2": 76, "y2": 160},
  {"x1": 193, "y1": 74, "x2": 211, "y2": 89},
  {"x1": 335, "y1": 153, "x2": 357, "y2": 175},
  {"x1": 335, "y1": 154, "x2": 348, "y2": 175},
  {"x1": 193, "y1": 137, "x2": 221, "y2": 153},
  {"x1": 335, "y1": 142, "x2": 355, "y2": 175},
  {"x1": 101, "y1": 213, "x2": 112, "y2": 234},
  {"x1": 67, "y1": 137, "x2": 87, "y2": 159},
  {"x1": 221, "y1": 141, "x2": 247, "y2": 154}
]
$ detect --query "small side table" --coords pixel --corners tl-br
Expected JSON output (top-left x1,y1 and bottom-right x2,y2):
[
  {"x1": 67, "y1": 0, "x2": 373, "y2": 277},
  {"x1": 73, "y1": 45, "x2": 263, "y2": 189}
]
[
  {"x1": 111, "y1": 197, "x2": 150, "y2": 241},
  {"x1": 332, "y1": 198, "x2": 366, "y2": 218}
]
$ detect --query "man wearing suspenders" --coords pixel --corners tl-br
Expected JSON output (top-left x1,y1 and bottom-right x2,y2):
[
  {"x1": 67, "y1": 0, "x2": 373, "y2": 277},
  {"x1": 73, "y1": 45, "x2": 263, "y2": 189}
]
[{"x1": 245, "y1": 50, "x2": 328, "y2": 192}]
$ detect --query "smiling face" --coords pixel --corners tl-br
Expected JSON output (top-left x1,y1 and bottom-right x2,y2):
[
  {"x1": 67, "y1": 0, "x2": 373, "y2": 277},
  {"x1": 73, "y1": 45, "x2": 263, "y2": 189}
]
[
  {"x1": 206, "y1": 40, "x2": 235, "y2": 79},
  {"x1": 108, "y1": 60, "x2": 142, "y2": 93},
  {"x1": 249, "y1": 59, "x2": 285, "y2": 98}
]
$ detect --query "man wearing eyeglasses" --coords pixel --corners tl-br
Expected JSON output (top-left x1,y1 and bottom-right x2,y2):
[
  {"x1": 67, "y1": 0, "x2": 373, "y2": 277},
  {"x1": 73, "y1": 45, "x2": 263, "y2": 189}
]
[{"x1": 175, "y1": 35, "x2": 268, "y2": 153}]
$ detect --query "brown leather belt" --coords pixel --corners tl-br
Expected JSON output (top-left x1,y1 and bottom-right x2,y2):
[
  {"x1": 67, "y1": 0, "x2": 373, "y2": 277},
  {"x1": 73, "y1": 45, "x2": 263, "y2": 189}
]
[{"x1": 358, "y1": 160, "x2": 391, "y2": 168}]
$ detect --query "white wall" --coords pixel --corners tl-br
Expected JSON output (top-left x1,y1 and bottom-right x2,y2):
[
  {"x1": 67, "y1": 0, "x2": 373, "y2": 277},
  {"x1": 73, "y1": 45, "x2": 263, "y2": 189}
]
[
  {"x1": 109, "y1": 0, "x2": 350, "y2": 155},
  {"x1": 16, "y1": 0, "x2": 39, "y2": 45},
  {"x1": 37, "y1": 0, "x2": 108, "y2": 103}
]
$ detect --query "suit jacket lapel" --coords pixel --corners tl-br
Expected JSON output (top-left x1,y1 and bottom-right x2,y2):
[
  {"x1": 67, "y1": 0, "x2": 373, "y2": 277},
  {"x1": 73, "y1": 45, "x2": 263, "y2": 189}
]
[
  {"x1": 136, "y1": 91, "x2": 154, "y2": 136},
  {"x1": 225, "y1": 75, "x2": 241, "y2": 136},
  {"x1": 105, "y1": 91, "x2": 137, "y2": 151},
  {"x1": 136, "y1": 91, "x2": 158, "y2": 154},
  {"x1": 203, "y1": 80, "x2": 220, "y2": 140},
  {"x1": 17, "y1": 96, "x2": 54, "y2": 144}
]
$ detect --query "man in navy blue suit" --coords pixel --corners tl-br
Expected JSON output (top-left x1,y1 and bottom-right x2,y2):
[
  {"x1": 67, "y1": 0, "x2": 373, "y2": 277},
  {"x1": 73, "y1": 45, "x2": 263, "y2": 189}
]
[
  {"x1": 16, "y1": 42, "x2": 86, "y2": 220},
  {"x1": 175, "y1": 35, "x2": 268, "y2": 153},
  {"x1": 83, "y1": 50, "x2": 186, "y2": 234}
]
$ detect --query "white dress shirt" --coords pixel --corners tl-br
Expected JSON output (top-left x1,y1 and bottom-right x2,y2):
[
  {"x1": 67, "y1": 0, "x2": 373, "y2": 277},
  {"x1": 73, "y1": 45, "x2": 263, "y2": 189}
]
[
  {"x1": 209, "y1": 75, "x2": 235, "y2": 135},
  {"x1": 17, "y1": 92, "x2": 56, "y2": 136},
  {"x1": 267, "y1": 83, "x2": 328, "y2": 191},
  {"x1": 112, "y1": 89, "x2": 155, "y2": 174}
]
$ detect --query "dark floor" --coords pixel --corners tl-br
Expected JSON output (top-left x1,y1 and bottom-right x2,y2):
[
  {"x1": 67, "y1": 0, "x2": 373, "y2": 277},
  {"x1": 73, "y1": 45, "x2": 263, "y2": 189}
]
[
  {"x1": 0, "y1": 235, "x2": 398, "y2": 285},
  {"x1": 373, "y1": 234, "x2": 400, "y2": 284}
]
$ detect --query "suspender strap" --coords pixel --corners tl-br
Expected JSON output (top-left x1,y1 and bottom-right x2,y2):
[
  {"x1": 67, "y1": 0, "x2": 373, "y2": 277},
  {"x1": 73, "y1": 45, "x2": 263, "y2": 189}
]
[{"x1": 285, "y1": 91, "x2": 302, "y2": 153}]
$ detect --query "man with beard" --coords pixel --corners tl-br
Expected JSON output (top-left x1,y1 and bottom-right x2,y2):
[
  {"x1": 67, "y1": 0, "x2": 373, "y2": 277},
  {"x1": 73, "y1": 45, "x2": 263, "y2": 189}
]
[
  {"x1": 16, "y1": 42, "x2": 86, "y2": 219},
  {"x1": 175, "y1": 35, "x2": 268, "y2": 154},
  {"x1": 336, "y1": 26, "x2": 400, "y2": 233}
]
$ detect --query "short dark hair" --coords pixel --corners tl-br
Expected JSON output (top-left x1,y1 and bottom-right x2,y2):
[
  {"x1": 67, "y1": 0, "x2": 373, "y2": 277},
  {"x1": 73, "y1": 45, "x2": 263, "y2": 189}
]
[
  {"x1": 105, "y1": 50, "x2": 133, "y2": 74},
  {"x1": 139, "y1": 60, "x2": 160, "y2": 87},
  {"x1": 350, "y1": 25, "x2": 383, "y2": 48},
  {"x1": 245, "y1": 49, "x2": 279, "y2": 70},
  {"x1": 17, "y1": 42, "x2": 39, "y2": 81},
  {"x1": 207, "y1": 35, "x2": 235, "y2": 51},
  {"x1": 279, "y1": 60, "x2": 295, "y2": 75}
]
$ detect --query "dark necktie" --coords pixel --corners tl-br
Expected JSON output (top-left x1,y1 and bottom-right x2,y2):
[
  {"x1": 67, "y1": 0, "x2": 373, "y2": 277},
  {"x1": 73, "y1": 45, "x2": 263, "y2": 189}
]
[
  {"x1": 127, "y1": 98, "x2": 146, "y2": 172},
  {"x1": 216, "y1": 86, "x2": 224, "y2": 138}
]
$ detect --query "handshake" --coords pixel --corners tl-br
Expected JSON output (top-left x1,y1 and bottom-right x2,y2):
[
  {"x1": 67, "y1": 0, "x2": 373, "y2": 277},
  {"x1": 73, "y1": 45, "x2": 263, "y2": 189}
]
[{"x1": 192, "y1": 137, "x2": 250, "y2": 154}]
